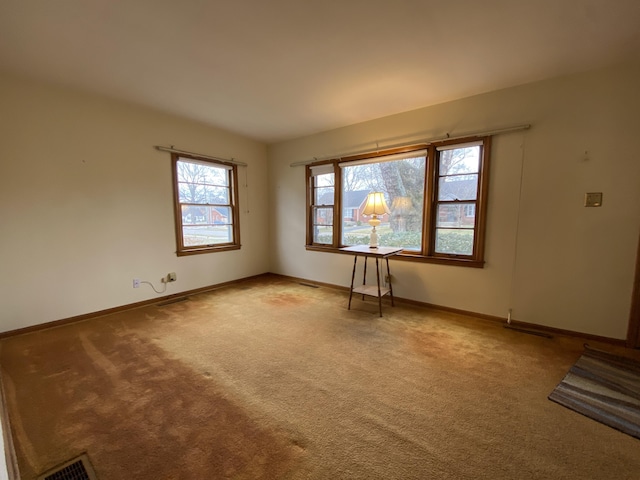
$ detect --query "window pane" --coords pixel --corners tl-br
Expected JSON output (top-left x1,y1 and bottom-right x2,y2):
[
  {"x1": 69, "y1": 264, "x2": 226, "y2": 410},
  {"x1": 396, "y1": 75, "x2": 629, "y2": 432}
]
[
  {"x1": 315, "y1": 186, "x2": 334, "y2": 205},
  {"x1": 207, "y1": 206, "x2": 231, "y2": 224},
  {"x1": 201, "y1": 166, "x2": 228, "y2": 186},
  {"x1": 182, "y1": 225, "x2": 232, "y2": 246},
  {"x1": 178, "y1": 183, "x2": 230, "y2": 205},
  {"x1": 204, "y1": 186, "x2": 229, "y2": 204},
  {"x1": 177, "y1": 160, "x2": 230, "y2": 206},
  {"x1": 435, "y1": 228, "x2": 475, "y2": 255},
  {"x1": 315, "y1": 172, "x2": 334, "y2": 187},
  {"x1": 177, "y1": 161, "x2": 202, "y2": 183},
  {"x1": 313, "y1": 227, "x2": 332, "y2": 244},
  {"x1": 438, "y1": 174, "x2": 478, "y2": 201},
  {"x1": 341, "y1": 155, "x2": 425, "y2": 250},
  {"x1": 314, "y1": 207, "x2": 333, "y2": 226},
  {"x1": 436, "y1": 204, "x2": 476, "y2": 228},
  {"x1": 181, "y1": 205, "x2": 232, "y2": 225},
  {"x1": 313, "y1": 207, "x2": 333, "y2": 244},
  {"x1": 177, "y1": 160, "x2": 228, "y2": 186},
  {"x1": 182, "y1": 205, "x2": 204, "y2": 225},
  {"x1": 179, "y1": 183, "x2": 203, "y2": 203},
  {"x1": 178, "y1": 184, "x2": 230, "y2": 204},
  {"x1": 439, "y1": 146, "x2": 480, "y2": 175}
]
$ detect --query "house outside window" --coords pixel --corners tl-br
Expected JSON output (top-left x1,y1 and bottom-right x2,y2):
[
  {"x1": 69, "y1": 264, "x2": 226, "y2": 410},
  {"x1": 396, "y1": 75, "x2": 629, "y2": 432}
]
[
  {"x1": 464, "y1": 204, "x2": 476, "y2": 218},
  {"x1": 305, "y1": 137, "x2": 491, "y2": 267},
  {"x1": 172, "y1": 154, "x2": 240, "y2": 255}
]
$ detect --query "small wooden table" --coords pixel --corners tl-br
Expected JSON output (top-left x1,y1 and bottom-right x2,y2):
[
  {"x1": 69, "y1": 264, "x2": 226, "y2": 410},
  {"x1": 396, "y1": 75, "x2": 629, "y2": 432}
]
[{"x1": 340, "y1": 245, "x2": 403, "y2": 317}]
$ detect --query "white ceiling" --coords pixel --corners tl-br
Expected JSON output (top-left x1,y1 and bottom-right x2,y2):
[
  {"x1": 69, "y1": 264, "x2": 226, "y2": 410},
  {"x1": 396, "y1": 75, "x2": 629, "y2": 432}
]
[{"x1": 1, "y1": 0, "x2": 639, "y2": 143}]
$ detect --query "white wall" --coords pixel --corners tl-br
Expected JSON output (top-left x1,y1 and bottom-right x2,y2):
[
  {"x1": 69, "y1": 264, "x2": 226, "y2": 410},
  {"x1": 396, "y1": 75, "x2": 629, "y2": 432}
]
[
  {"x1": 0, "y1": 72, "x2": 270, "y2": 333},
  {"x1": 1, "y1": 63, "x2": 638, "y2": 340},
  {"x1": 268, "y1": 62, "x2": 640, "y2": 340}
]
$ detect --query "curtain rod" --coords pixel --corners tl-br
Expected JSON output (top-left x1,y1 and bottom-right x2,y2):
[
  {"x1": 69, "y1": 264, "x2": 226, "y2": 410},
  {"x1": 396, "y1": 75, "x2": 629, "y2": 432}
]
[
  {"x1": 154, "y1": 145, "x2": 248, "y2": 166},
  {"x1": 289, "y1": 124, "x2": 531, "y2": 167}
]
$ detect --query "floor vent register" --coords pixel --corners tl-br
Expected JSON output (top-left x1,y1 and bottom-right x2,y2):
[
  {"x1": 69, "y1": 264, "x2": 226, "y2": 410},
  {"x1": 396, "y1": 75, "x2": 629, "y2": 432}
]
[{"x1": 37, "y1": 453, "x2": 98, "y2": 480}]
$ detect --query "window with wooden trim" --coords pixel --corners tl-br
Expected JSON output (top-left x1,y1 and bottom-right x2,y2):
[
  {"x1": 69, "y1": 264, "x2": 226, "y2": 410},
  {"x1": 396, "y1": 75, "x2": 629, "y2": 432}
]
[
  {"x1": 309, "y1": 163, "x2": 335, "y2": 245},
  {"x1": 434, "y1": 141, "x2": 483, "y2": 256},
  {"x1": 305, "y1": 137, "x2": 491, "y2": 267},
  {"x1": 172, "y1": 153, "x2": 240, "y2": 255}
]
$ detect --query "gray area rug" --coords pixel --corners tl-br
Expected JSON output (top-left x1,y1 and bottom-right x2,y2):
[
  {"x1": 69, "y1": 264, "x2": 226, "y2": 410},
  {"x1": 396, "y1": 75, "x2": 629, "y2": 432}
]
[{"x1": 549, "y1": 346, "x2": 640, "y2": 439}]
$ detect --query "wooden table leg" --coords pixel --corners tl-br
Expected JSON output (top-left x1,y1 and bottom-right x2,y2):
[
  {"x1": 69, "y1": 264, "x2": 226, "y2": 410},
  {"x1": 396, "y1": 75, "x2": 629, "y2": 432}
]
[
  {"x1": 386, "y1": 257, "x2": 395, "y2": 307},
  {"x1": 348, "y1": 255, "x2": 357, "y2": 310},
  {"x1": 361, "y1": 256, "x2": 367, "y2": 301},
  {"x1": 376, "y1": 257, "x2": 382, "y2": 317}
]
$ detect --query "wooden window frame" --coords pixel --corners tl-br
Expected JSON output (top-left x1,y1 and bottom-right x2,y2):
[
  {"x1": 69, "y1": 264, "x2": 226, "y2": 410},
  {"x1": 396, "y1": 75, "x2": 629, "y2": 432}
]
[
  {"x1": 171, "y1": 153, "x2": 241, "y2": 256},
  {"x1": 305, "y1": 136, "x2": 491, "y2": 268},
  {"x1": 306, "y1": 161, "x2": 338, "y2": 246}
]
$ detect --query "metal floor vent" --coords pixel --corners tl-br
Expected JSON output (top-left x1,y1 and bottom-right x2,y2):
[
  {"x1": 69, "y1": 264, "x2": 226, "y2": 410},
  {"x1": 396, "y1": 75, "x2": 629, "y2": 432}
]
[
  {"x1": 38, "y1": 453, "x2": 98, "y2": 480},
  {"x1": 299, "y1": 282, "x2": 319, "y2": 288}
]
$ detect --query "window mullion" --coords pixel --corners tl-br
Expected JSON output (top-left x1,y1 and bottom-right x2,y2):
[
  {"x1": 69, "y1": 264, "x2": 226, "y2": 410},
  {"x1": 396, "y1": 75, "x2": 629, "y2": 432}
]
[
  {"x1": 306, "y1": 166, "x2": 313, "y2": 246},
  {"x1": 424, "y1": 145, "x2": 437, "y2": 256},
  {"x1": 474, "y1": 138, "x2": 491, "y2": 262},
  {"x1": 333, "y1": 160, "x2": 341, "y2": 247}
]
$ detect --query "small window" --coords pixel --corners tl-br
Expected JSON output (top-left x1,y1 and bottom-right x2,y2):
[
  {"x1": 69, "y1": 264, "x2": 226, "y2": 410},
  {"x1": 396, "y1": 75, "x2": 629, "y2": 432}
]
[
  {"x1": 433, "y1": 142, "x2": 482, "y2": 257},
  {"x1": 308, "y1": 163, "x2": 335, "y2": 245},
  {"x1": 172, "y1": 154, "x2": 240, "y2": 255}
]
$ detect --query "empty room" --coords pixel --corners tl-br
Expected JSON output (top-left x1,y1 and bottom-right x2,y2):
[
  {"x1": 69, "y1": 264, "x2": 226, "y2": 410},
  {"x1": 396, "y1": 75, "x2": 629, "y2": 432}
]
[{"x1": 1, "y1": 1, "x2": 640, "y2": 479}]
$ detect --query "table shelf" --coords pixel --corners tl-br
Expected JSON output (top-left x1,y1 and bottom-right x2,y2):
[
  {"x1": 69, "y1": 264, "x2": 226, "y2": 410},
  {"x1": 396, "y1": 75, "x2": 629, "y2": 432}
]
[
  {"x1": 352, "y1": 285, "x2": 391, "y2": 297},
  {"x1": 340, "y1": 245, "x2": 403, "y2": 317}
]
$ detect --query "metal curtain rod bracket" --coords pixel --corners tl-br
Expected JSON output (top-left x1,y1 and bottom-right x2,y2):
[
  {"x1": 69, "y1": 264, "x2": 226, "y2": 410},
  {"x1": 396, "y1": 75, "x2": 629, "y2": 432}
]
[
  {"x1": 289, "y1": 124, "x2": 531, "y2": 167},
  {"x1": 154, "y1": 145, "x2": 248, "y2": 167}
]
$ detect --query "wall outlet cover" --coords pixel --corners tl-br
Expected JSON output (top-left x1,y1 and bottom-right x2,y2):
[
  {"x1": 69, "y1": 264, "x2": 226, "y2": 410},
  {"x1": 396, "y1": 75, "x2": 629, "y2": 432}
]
[{"x1": 584, "y1": 192, "x2": 603, "y2": 207}]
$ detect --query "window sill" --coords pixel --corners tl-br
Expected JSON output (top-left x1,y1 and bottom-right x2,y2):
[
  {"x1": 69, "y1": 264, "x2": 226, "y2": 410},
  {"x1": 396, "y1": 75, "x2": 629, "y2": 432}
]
[
  {"x1": 177, "y1": 244, "x2": 241, "y2": 256},
  {"x1": 305, "y1": 245, "x2": 485, "y2": 268}
]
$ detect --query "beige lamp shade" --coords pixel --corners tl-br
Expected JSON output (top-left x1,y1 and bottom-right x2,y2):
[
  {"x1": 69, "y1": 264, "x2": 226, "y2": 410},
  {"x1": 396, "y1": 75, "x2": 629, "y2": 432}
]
[
  {"x1": 391, "y1": 196, "x2": 412, "y2": 215},
  {"x1": 363, "y1": 192, "x2": 390, "y2": 216}
]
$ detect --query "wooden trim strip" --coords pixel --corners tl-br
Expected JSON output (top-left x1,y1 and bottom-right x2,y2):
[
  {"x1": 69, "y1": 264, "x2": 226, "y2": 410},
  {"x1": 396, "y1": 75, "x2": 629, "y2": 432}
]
[
  {"x1": 504, "y1": 319, "x2": 626, "y2": 347},
  {"x1": 626, "y1": 232, "x2": 640, "y2": 348},
  {"x1": 0, "y1": 347, "x2": 20, "y2": 480},
  {"x1": 1, "y1": 271, "x2": 627, "y2": 346},
  {"x1": 271, "y1": 273, "x2": 626, "y2": 346},
  {"x1": 304, "y1": 245, "x2": 485, "y2": 268},
  {"x1": 0, "y1": 273, "x2": 270, "y2": 339}
]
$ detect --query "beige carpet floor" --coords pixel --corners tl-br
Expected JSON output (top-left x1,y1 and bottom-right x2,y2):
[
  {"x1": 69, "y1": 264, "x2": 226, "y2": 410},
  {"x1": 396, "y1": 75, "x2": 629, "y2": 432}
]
[{"x1": 2, "y1": 274, "x2": 640, "y2": 479}]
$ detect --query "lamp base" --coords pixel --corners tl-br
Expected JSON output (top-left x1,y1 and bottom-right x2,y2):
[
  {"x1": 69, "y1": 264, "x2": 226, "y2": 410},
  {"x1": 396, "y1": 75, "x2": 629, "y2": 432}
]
[{"x1": 369, "y1": 224, "x2": 379, "y2": 249}]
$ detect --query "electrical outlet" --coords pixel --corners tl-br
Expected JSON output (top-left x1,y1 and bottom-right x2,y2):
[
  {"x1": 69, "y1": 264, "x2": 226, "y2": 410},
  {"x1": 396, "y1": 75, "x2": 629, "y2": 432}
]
[
  {"x1": 168, "y1": 272, "x2": 177, "y2": 282},
  {"x1": 133, "y1": 278, "x2": 140, "y2": 288},
  {"x1": 584, "y1": 192, "x2": 603, "y2": 207}
]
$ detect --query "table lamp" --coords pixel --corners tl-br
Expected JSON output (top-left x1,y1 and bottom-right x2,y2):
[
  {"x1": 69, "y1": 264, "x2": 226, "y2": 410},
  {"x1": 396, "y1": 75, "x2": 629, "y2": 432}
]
[{"x1": 362, "y1": 192, "x2": 390, "y2": 248}]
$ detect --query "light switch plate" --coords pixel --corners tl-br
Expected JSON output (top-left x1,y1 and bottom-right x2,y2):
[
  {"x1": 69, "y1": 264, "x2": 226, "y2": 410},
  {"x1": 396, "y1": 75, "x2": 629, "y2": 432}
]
[{"x1": 584, "y1": 192, "x2": 603, "y2": 207}]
